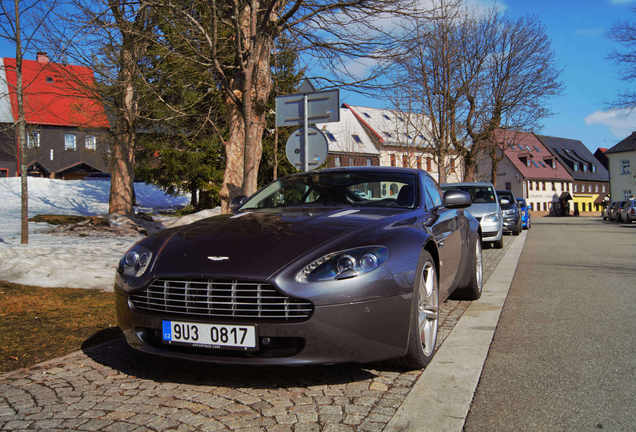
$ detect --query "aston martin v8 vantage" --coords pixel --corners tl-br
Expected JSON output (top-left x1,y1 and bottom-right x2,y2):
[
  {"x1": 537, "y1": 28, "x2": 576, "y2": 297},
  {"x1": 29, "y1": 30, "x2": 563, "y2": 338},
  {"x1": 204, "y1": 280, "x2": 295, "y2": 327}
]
[{"x1": 115, "y1": 167, "x2": 482, "y2": 368}]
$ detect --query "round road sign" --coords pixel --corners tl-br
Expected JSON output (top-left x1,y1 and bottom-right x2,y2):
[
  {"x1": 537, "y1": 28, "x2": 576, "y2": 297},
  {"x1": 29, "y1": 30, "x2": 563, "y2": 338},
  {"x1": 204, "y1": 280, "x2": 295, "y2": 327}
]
[{"x1": 285, "y1": 127, "x2": 328, "y2": 171}]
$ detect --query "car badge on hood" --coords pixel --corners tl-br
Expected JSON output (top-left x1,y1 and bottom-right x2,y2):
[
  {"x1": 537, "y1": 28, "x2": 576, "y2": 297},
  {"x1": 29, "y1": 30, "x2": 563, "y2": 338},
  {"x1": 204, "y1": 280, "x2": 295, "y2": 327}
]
[{"x1": 207, "y1": 256, "x2": 229, "y2": 262}]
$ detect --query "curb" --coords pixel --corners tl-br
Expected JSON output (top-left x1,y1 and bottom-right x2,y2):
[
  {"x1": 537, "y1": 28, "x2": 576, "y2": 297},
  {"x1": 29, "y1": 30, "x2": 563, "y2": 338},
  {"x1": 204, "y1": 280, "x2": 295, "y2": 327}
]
[{"x1": 385, "y1": 231, "x2": 528, "y2": 432}]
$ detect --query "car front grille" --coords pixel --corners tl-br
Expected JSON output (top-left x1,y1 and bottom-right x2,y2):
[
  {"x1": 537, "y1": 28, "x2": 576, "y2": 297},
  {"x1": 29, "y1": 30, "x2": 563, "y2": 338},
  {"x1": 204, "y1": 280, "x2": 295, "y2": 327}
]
[{"x1": 130, "y1": 279, "x2": 314, "y2": 321}]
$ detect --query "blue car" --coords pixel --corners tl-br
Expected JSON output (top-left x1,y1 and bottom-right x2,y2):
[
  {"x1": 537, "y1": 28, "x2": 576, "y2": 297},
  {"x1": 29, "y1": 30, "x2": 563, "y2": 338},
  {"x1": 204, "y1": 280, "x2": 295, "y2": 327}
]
[{"x1": 516, "y1": 197, "x2": 531, "y2": 229}]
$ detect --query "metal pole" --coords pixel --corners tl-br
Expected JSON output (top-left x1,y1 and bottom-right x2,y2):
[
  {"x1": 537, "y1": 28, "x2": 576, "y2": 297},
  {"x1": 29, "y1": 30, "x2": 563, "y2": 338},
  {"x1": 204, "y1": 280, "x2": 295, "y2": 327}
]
[{"x1": 303, "y1": 94, "x2": 309, "y2": 172}]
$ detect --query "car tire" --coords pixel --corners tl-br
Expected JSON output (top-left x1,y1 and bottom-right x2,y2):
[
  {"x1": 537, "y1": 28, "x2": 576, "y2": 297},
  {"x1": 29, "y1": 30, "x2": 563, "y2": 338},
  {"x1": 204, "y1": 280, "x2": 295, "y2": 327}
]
[
  {"x1": 453, "y1": 237, "x2": 483, "y2": 300},
  {"x1": 399, "y1": 251, "x2": 439, "y2": 370},
  {"x1": 493, "y1": 237, "x2": 503, "y2": 249}
]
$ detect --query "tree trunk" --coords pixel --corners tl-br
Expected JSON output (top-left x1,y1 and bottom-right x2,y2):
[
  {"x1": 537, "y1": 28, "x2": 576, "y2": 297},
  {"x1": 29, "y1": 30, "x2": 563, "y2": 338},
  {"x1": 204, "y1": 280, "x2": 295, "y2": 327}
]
[
  {"x1": 190, "y1": 181, "x2": 198, "y2": 209},
  {"x1": 463, "y1": 153, "x2": 476, "y2": 182},
  {"x1": 436, "y1": 149, "x2": 448, "y2": 184},
  {"x1": 219, "y1": 104, "x2": 246, "y2": 213},
  {"x1": 14, "y1": 0, "x2": 28, "y2": 244},
  {"x1": 109, "y1": 131, "x2": 136, "y2": 215},
  {"x1": 490, "y1": 151, "x2": 498, "y2": 187}
]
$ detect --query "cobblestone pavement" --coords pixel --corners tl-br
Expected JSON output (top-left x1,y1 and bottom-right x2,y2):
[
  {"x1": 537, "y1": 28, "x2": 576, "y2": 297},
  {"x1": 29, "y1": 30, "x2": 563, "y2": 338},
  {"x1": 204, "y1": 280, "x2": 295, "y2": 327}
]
[{"x1": 0, "y1": 235, "x2": 518, "y2": 432}]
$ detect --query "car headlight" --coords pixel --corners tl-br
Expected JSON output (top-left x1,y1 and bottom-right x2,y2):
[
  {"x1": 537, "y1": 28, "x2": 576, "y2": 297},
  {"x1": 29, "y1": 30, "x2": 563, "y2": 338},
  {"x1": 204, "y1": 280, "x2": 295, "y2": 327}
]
[
  {"x1": 482, "y1": 212, "x2": 499, "y2": 224},
  {"x1": 118, "y1": 245, "x2": 153, "y2": 277},
  {"x1": 296, "y1": 246, "x2": 388, "y2": 282}
]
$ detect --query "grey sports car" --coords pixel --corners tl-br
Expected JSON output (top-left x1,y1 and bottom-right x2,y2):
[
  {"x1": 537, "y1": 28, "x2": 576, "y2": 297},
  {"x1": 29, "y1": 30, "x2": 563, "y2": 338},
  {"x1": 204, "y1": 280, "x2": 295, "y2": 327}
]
[{"x1": 115, "y1": 167, "x2": 482, "y2": 368}]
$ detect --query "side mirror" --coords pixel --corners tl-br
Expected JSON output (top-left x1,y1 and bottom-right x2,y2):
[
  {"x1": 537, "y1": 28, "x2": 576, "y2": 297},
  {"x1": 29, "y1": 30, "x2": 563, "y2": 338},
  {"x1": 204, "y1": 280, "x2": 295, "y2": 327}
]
[
  {"x1": 443, "y1": 190, "x2": 471, "y2": 208},
  {"x1": 500, "y1": 197, "x2": 511, "y2": 205},
  {"x1": 230, "y1": 195, "x2": 247, "y2": 214}
]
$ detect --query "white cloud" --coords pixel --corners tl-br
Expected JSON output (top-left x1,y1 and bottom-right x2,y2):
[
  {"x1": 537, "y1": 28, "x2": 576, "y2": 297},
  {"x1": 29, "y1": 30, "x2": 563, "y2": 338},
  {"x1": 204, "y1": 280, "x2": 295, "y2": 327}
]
[{"x1": 585, "y1": 108, "x2": 636, "y2": 138}]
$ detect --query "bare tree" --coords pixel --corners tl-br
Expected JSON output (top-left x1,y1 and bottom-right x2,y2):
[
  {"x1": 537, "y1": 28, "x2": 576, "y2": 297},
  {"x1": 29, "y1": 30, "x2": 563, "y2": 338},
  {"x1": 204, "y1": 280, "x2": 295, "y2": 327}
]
[
  {"x1": 608, "y1": 7, "x2": 636, "y2": 109},
  {"x1": 46, "y1": 0, "x2": 156, "y2": 216},
  {"x1": 0, "y1": 0, "x2": 57, "y2": 243},
  {"x1": 152, "y1": 0, "x2": 429, "y2": 212},
  {"x1": 390, "y1": 1, "x2": 561, "y2": 184}
]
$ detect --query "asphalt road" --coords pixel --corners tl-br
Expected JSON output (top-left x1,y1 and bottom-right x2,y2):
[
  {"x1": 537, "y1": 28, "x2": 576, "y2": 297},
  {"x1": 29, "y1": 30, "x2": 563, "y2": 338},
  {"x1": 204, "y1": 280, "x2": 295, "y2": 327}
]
[{"x1": 465, "y1": 217, "x2": 636, "y2": 431}]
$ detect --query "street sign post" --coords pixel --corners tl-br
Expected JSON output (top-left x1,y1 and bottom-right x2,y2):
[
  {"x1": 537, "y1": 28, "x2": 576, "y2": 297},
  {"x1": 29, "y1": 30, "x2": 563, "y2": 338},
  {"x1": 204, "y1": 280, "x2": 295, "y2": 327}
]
[{"x1": 275, "y1": 80, "x2": 339, "y2": 172}]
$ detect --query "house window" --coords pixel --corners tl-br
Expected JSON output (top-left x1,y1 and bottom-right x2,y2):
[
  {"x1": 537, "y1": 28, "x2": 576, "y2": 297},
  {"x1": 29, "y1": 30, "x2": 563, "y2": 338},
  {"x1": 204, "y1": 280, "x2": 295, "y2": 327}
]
[
  {"x1": 64, "y1": 134, "x2": 77, "y2": 151},
  {"x1": 574, "y1": 184, "x2": 578, "y2": 192},
  {"x1": 552, "y1": 182, "x2": 555, "y2": 191},
  {"x1": 402, "y1": 154, "x2": 408, "y2": 167},
  {"x1": 325, "y1": 132, "x2": 337, "y2": 142},
  {"x1": 383, "y1": 131, "x2": 392, "y2": 138},
  {"x1": 450, "y1": 158, "x2": 455, "y2": 170},
  {"x1": 390, "y1": 154, "x2": 396, "y2": 167},
  {"x1": 334, "y1": 156, "x2": 340, "y2": 167},
  {"x1": 351, "y1": 134, "x2": 362, "y2": 144},
  {"x1": 621, "y1": 160, "x2": 630, "y2": 175},
  {"x1": 27, "y1": 131, "x2": 40, "y2": 148},
  {"x1": 595, "y1": 184, "x2": 598, "y2": 193},
  {"x1": 583, "y1": 164, "x2": 588, "y2": 172},
  {"x1": 592, "y1": 165, "x2": 596, "y2": 173},
  {"x1": 417, "y1": 156, "x2": 421, "y2": 169},
  {"x1": 542, "y1": 181, "x2": 545, "y2": 191},
  {"x1": 0, "y1": 168, "x2": 8, "y2": 177},
  {"x1": 366, "y1": 158, "x2": 372, "y2": 166},
  {"x1": 602, "y1": 184, "x2": 606, "y2": 193},
  {"x1": 529, "y1": 180, "x2": 533, "y2": 191},
  {"x1": 383, "y1": 113, "x2": 391, "y2": 120},
  {"x1": 625, "y1": 189, "x2": 633, "y2": 200},
  {"x1": 50, "y1": 149, "x2": 54, "y2": 160},
  {"x1": 363, "y1": 112, "x2": 371, "y2": 118},
  {"x1": 85, "y1": 135, "x2": 97, "y2": 150},
  {"x1": 426, "y1": 157, "x2": 432, "y2": 171},
  {"x1": 505, "y1": 182, "x2": 511, "y2": 191},
  {"x1": 574, "y1": 162, "x2": 579, "y2": 171}
]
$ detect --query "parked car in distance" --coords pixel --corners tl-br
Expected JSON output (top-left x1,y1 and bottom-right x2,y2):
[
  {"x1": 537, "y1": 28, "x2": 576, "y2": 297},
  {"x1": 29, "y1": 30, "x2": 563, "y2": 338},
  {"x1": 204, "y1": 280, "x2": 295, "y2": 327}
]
[
  {"x1": 618, "y1": 199, "x2": 636, "y2": 223},
  {"x1": 602, "y1": 202, "x2": 612, "y2": 220},
  {"x1": 516, "y1": 197, "x2": 531, "y2": 229},
  {"x1": 497, "y1": 190, "x2": 522, "y2": 235},
  {"x1": 116, "y1": 167, "x2": 483, "y2": 369},
  {"x1": 610, "y1": 201, "x2": 625, "y2": 221},
  {"x1": 441, "y1": 182, "x2": 503, "y2": 249}
]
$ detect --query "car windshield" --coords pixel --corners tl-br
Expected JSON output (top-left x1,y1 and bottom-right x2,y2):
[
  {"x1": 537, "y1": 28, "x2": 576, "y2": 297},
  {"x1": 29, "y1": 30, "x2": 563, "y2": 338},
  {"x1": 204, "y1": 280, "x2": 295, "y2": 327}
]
[
  {"x1": 442, "y1": 185, "x2": 496, "y2": 204},
  {"x1": 241, "y1": 171, "x2": 418, "y2": 210}
]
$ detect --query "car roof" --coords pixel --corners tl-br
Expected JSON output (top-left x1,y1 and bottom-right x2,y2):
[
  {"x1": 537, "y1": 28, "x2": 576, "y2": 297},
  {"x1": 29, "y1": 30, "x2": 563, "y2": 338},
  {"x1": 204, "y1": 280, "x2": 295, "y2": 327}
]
[{"x1": 441, "y1": 182, "x2": 494, "y2": 187}]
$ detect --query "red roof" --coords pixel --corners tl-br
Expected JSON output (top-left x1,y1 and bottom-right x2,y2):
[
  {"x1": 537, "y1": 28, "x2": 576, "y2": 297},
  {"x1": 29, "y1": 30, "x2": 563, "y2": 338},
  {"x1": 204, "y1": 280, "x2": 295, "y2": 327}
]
[
  {"x1": 493, "y1": 129, "x2": 573, "y2": 181},
  {"x1": 3, "y1": 57, "x2": 109, "y2": 128}
]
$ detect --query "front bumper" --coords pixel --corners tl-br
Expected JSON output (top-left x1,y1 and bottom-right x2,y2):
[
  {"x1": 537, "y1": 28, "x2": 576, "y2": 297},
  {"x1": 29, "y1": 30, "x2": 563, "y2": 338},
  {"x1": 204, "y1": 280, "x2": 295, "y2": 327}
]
[
  {"x1": 502, "y1": 214, "x2": 521, "y2": 232},
  {"x1": 479, "y1": 220, "x2": 502, "y2": 242},
  {"x1": 115, "y1": 285, "x2": 411, "y2": 365}
]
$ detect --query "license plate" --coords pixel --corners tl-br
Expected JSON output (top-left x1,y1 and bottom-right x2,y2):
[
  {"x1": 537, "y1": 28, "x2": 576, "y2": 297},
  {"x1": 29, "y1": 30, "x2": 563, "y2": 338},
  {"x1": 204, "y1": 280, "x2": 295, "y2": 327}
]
[{"x1": 162, "y1": 321, "x2": 256, "y2": 349}]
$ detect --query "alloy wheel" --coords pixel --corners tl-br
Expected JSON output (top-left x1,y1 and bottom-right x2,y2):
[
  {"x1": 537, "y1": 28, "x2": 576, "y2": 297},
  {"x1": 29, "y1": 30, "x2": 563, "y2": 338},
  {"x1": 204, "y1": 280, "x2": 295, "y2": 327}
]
[
  {"x1": 418, "y1": 262, "x2": 439, "y2": 357},
  {"x1": 475, "y1": 240, "x2": 483, "y2": 294}
]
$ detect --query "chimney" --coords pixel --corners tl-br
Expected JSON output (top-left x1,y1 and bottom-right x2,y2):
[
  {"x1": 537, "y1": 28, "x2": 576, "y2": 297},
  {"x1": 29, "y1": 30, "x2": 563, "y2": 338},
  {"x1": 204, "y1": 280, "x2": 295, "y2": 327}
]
[{"x1": 36, "y1": 52, "x2": 49, "y2": 64}]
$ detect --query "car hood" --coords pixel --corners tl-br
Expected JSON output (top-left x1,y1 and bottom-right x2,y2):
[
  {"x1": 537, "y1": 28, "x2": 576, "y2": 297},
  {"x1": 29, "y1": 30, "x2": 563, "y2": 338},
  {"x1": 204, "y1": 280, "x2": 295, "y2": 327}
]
[
  {"x1": 151, "y1": 207, "x2": 407, "y2": 280},
  {"x1": 466, "y1": 203, "x2": 499, "y2": 218}
]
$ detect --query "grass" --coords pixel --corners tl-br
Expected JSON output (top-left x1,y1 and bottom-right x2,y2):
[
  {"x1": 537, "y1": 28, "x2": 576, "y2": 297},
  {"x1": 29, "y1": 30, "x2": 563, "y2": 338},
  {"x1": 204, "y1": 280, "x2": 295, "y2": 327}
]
[{"x1": 0, "y1": 280, "x2": 119, "y2": 373}]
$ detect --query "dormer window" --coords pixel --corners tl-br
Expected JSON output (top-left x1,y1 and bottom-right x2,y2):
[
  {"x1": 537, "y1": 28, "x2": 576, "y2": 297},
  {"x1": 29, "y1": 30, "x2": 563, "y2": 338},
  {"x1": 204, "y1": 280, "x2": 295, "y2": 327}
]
[
  {"x1": 351, "y1": 134, "x2": 362, "y2": 144},
  {"x1": 46, "y1": 77, "x2": 54, "y2": 83},
  {"x1": 519, "y1": 156, "x2": 527, "y2": 165},
  {"x1": 592, "y1": 165, "x2": 596, "y2": 173},
  {"x1": 383, "y1": 131, "x2": 392, "y2": 138},
  {"x1": 573, "y1": 162, "x2": 579, "y2": 171},
  {"x1": 363, "y1": 112, "x2": 371, "y2": 119},
  {"x1": 383, "y1": 113, "x2": 391, "y2": 120},
  {"x1": 583, "y1": 164, "x2": 588, "y2": 172},
  {"x1": 325, "y1": 131, "x2": 337, "y2": 142}
]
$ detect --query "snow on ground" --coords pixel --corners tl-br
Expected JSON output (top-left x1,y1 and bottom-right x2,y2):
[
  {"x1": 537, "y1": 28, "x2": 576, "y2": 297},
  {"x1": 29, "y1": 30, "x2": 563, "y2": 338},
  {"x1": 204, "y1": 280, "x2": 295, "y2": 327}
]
[{"x1": 0, "y1": 177, "x2": 190, "y2": 291}]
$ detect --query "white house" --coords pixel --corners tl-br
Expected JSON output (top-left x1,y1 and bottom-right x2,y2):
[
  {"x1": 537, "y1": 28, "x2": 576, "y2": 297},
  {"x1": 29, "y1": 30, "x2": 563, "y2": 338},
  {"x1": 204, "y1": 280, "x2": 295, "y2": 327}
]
[{"x1": 606, "y1": 131, "x2": 636, "y2": 201}]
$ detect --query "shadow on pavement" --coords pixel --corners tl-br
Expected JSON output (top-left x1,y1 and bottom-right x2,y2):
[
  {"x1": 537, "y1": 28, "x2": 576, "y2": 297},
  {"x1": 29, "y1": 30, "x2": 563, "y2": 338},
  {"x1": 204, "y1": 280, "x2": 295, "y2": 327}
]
[{"x1": 81, "y1": 330, "x2": 385, "y2": 388}]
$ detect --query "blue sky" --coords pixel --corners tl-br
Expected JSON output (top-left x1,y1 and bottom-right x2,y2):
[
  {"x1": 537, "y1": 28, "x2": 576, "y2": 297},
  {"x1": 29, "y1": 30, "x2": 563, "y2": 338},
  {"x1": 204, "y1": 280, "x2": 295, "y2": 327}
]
[
  {"x1": 342, "y1": 0, "x2": 636, "y2": 152},
  {"x1": 1, "y1": 0, "x2": 634, "y2": 152}
]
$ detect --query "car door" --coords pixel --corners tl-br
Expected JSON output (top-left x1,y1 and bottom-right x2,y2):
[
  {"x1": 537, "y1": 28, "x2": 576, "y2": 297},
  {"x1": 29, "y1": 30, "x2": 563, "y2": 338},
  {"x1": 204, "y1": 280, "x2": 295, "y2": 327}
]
[{"x1": 422, "y1": 177, "x2": 461, "y2": 299}]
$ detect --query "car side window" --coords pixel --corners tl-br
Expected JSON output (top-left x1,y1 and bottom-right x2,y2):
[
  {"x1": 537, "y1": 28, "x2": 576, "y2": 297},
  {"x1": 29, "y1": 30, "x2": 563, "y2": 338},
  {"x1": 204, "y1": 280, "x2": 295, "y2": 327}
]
[{"x1": 423, "y1": 177, "x2": 442, "y2": 208}]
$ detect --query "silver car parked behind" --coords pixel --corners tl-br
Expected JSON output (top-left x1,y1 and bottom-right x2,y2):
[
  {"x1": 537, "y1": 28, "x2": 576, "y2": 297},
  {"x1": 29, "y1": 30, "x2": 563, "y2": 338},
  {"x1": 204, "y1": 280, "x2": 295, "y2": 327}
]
[{"x1": 441, "y1": 182, "x2": 504, "y2": 248}]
